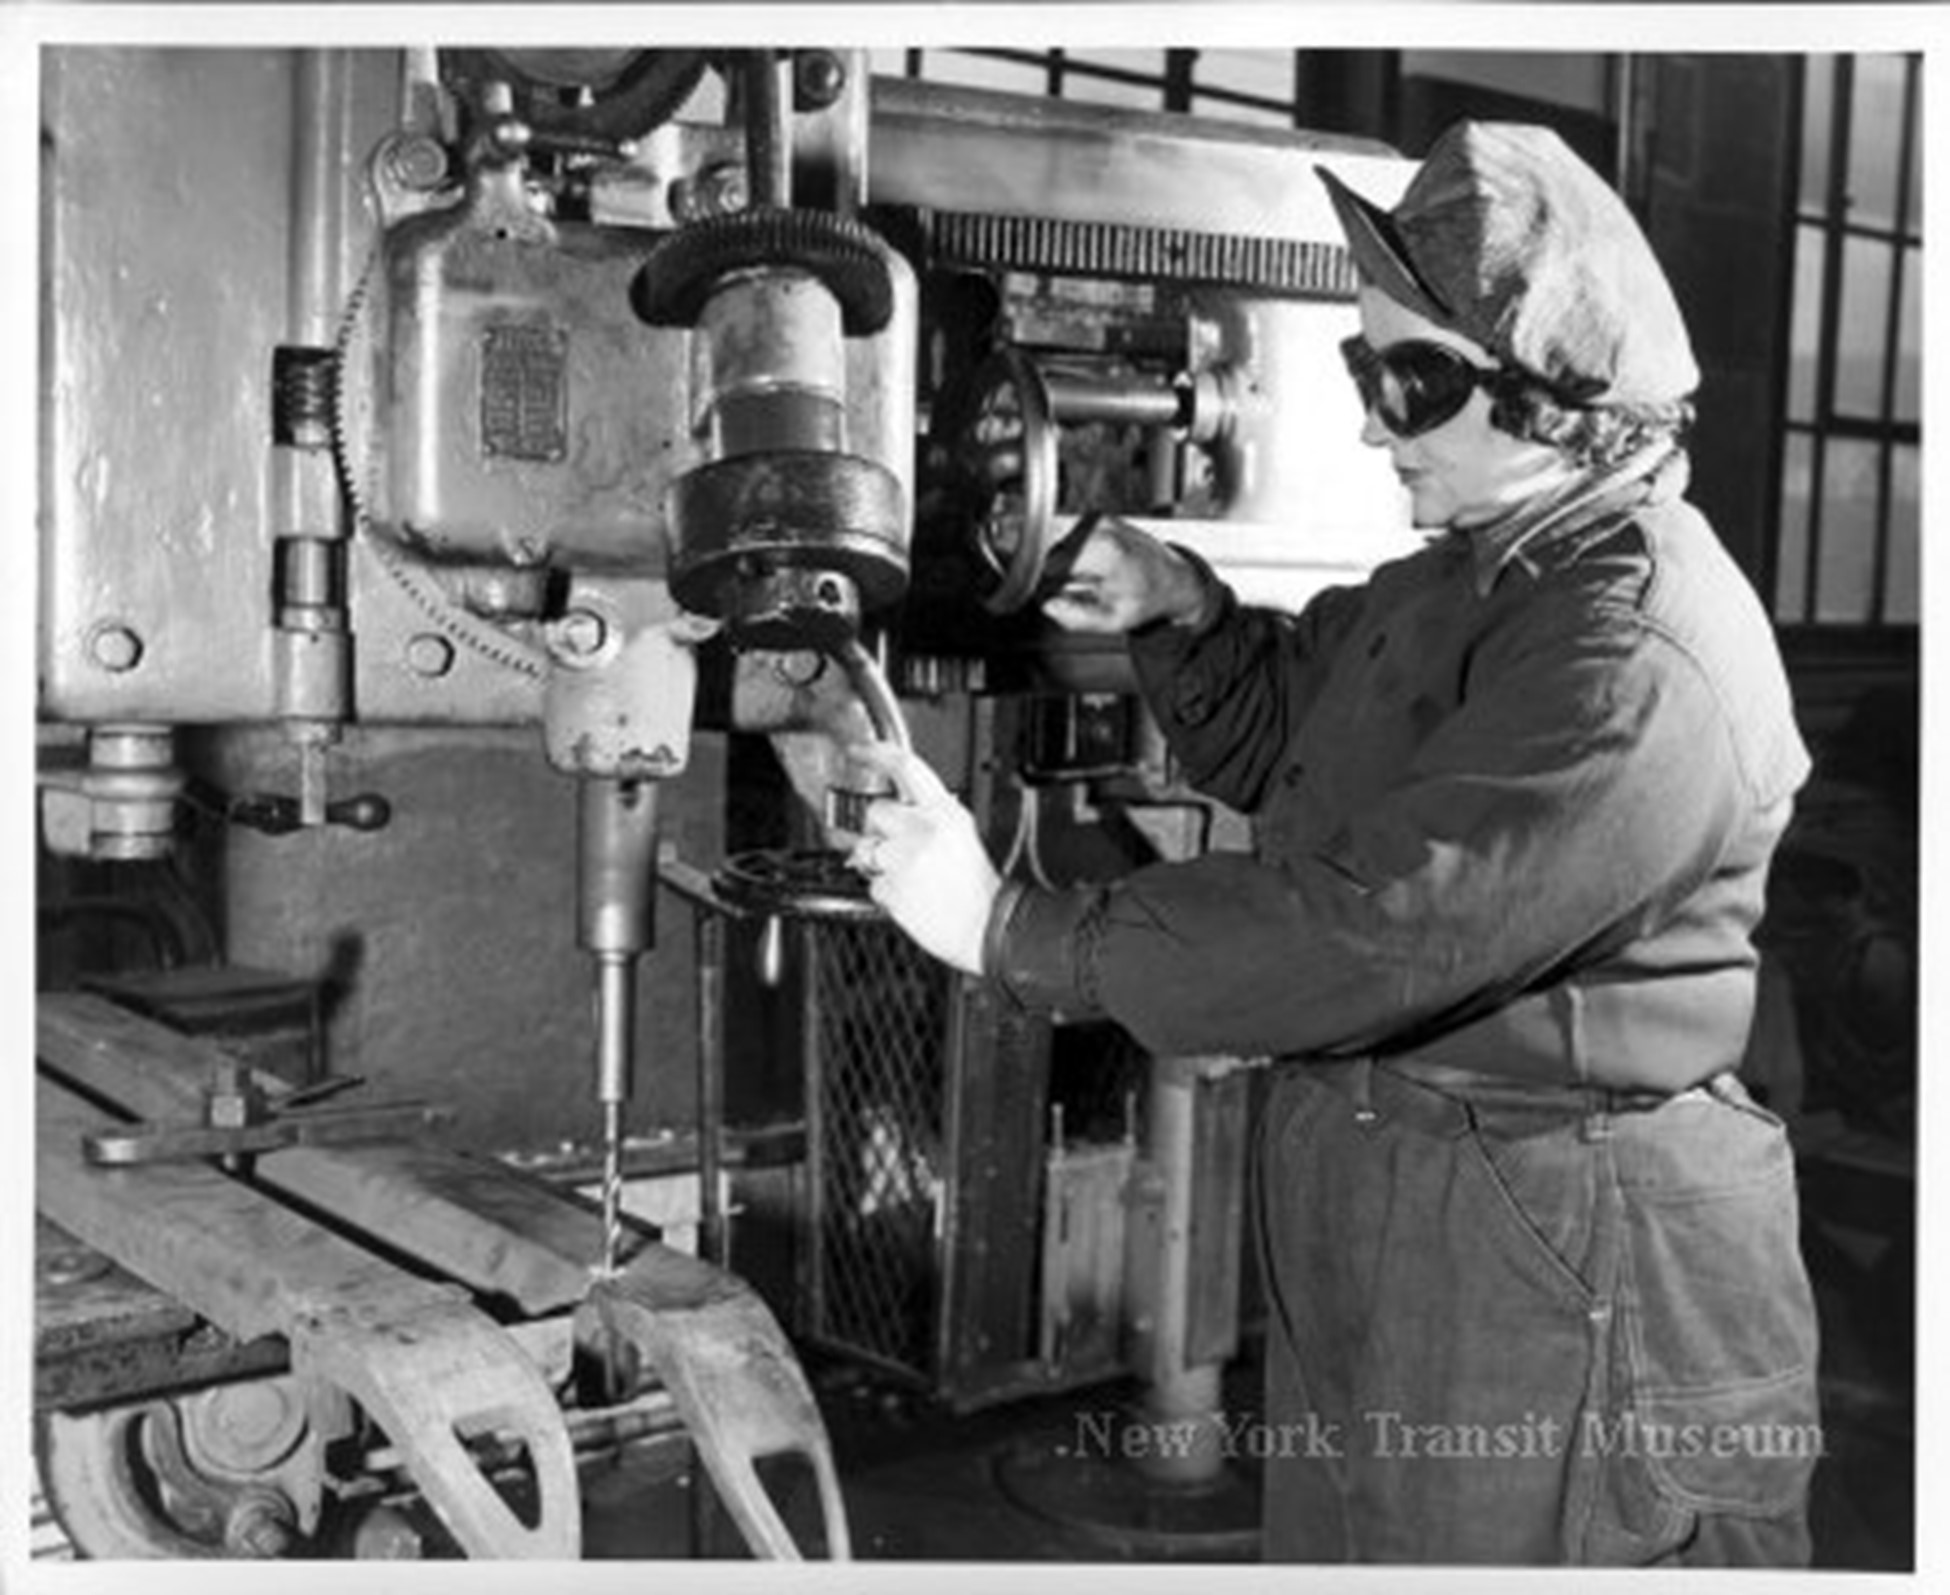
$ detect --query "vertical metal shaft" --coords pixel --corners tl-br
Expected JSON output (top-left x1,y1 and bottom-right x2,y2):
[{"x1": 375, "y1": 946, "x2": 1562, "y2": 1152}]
[
  {"x1": 742, "y1": 50, "x2": 791, "y2": 210},
  {"x1": 577, "y1": 777, "x2": 660, "y2": 1277},
  {"x1": 696, "y1": 910, "x2": 728, "y2": 1266},
  {"x1": 798, "y1": 919, "x2": 827, "y2": 1335}
]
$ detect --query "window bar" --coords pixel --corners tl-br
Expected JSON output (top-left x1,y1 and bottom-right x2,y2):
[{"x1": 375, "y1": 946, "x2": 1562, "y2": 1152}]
[
  {"x1": 1868, "y1": 54, "x2": 1921, "y2": 625},
  {"x1": 1760, "y1": 60, "x2": 1808, "y2": 616},
  {"x1": 1163, "y1": 49, "x2": 1196, "y2": 114},
  {"x1": 961, "y1": 48, "x2": 1183, "y2": 103},
  {"x1": 1192, "y1": 82, "x2": 1310, "y2": 122},
  {"x1": 1803, "y1": 55, "x2": 1854, "y2": 623}
]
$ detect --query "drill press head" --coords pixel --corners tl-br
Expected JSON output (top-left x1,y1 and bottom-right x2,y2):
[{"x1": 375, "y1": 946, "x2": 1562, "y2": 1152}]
[{"x1": 632, "y1": 207, "x2": 918, "y2": 655}]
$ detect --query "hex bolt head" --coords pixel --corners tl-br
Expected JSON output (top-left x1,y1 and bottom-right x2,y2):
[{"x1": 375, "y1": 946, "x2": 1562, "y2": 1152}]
[
  {"x1": 404, "y1": 633, "x2": 457, "y2": 678},
  {"x1": 87, "y1": 623, "x2": 145, "y2": 673},
  {"x1": 224, "y1": 1491, "x2": 296, "y2": 1559},
  {"x1": 551, "y1": 607, "x2": 610, "y2": 662},
  {"x1": 384, "y1": 133, "x2": 450, "y2": 192}
]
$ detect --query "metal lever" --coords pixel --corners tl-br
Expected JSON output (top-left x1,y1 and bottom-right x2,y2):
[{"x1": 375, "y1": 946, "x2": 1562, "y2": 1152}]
[
  {"x1": 226, "y1": 792, "x2": 392, "y2": 835},
  {"x1": 82, "y1": 1061, "x2": 451, "y2": 1167}
]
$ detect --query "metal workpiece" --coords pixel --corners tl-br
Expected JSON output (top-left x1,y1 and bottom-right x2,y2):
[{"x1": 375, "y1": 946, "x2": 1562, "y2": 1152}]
[
  {"x1": 38, "y1": 992, "x2": 633, "y2": 1319},
  {"x1": 34, "y1": 992, "x2": 720, "y2": 1557},
  {"x1": 576, "y1": 1243, "x2": 852, "y2": 1558},
  {"x1": 37, "y1": 988, "x2": 857, "y2": 1558},
  {"x1": 293, "y1": 1298, "x2": 582, "y2": 1559}
]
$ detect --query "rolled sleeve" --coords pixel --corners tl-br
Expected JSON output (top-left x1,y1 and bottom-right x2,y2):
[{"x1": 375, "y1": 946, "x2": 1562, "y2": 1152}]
[{"x1": 982, "y1": 878, "x2": 1107, "y2": 1019}]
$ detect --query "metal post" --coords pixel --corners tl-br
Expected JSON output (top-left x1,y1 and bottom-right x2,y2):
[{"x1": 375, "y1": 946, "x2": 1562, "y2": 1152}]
[
  {"x1": 695, "y1": 911, "x2": 728, "y2": 1267},
  {"x1": 1128, "y1": 1056, "x2": 1225, "y2": 1486},
  {"x1": 798, "y1": 918, "x2": 827, "y2": 1338},
  {"x1": 275, "y1": 47, "x2": 355, "y2": 822}
]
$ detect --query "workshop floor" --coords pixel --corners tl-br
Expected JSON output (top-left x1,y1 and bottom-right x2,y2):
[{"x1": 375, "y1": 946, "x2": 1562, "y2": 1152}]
[{"x1": 582, "y1": 1291, "x2": 1915, "y2": 1570}]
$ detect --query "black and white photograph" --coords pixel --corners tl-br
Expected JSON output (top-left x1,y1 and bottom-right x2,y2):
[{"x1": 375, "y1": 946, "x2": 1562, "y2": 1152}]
[{"x1": 5, "y1": 6, "x2": 1935, "y2": 1586}]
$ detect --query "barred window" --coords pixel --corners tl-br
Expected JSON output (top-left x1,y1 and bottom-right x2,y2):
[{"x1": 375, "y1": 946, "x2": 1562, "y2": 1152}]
[{"x1": 1775, "y1": 54, "x2": 1922, "y2": 626}]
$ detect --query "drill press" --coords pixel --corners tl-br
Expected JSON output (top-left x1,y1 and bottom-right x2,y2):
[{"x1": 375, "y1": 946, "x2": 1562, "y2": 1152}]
[{"x1": 577, "y1": 51, "x2": 917, "y2": 1276}]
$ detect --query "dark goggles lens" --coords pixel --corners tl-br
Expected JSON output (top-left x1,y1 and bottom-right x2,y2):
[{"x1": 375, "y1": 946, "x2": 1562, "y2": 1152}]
[{"x1": 1340, "y1": 335, "x2": 1500, "y2": 439}]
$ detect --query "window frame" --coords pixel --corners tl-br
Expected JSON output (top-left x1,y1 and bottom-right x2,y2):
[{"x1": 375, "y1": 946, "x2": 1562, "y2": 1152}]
[{"x1": 1771, "y1": 53, "x2": 1922, "y2": 634}]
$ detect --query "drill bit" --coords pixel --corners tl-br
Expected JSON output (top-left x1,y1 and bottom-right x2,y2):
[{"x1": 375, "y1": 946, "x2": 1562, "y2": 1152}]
[
  {"x1": 594, "y1": 951, "x2": 635, "y2": 1278},
  {"x1": 600, "y1": 1098, "x2": 625, "y2": 1278}
]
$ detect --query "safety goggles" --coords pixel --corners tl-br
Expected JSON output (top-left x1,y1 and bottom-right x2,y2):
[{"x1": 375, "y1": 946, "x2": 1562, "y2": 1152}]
[{"x1": 1339, "y1": 334, "x2": 1503, "y2": 439}]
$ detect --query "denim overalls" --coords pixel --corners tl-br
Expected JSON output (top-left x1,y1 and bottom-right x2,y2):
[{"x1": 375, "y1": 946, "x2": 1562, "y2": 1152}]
[{"x1": 986, "y1": 452, "x2": 1821, "y2": 1562}]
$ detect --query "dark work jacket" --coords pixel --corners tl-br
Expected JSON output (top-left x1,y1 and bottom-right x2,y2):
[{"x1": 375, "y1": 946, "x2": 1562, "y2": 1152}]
[{"x1": 984, "y1": 451, "x2": 1810, "y2": 1091}]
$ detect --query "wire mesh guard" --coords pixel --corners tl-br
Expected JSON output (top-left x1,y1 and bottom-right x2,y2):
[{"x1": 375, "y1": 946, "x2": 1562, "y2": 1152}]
[{"x1": 804, "y1": 915, "x2": 950, "y2": 1377}]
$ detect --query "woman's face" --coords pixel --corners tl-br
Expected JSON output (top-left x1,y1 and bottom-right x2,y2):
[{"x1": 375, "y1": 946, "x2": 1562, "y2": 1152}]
[{"x1": 1354, "y1": 286, "x2": 1575, "y2": 531}]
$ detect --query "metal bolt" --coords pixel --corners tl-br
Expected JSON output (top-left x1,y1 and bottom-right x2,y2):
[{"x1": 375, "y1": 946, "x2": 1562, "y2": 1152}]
[
  {"x1": 87, "y1": 622, "x2": 145, "y2": 673},
  {"x1": 206, "y1": 1061, "x2": 261, "y2": 1131},
  {"x1": 383, "y1": 132, "x2": 450, "y2": 191},
  {"x1": 771, "y1": 650, "x2": 828, "y2": 688},
  {"x1": 550, "y1": 607, "x2": 610, "y2": 664},
  {"x1": 673, "y1": 160, "x2": 748, "y2": 223},
  {"x1": 793, "y1": 51, "x2": 849, "y2": 112},
  {"x1": 404, "y1": 632, "x2": 456, "y2": 678},
  {"x1": 224, "y1": 1490, "x2": 296, "y2": 1559},
  {"x1": 351, "y1": 1504, "x2": 423, "y2": 1560},
  {"x1": 38, "y1": 1247, "x2": 109, "y2": 1288}
]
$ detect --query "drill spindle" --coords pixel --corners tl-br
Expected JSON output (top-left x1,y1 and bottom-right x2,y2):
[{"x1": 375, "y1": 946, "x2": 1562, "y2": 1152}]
[{"x1": 577, "y1": 778, "x2": 660, "y2": 1279}]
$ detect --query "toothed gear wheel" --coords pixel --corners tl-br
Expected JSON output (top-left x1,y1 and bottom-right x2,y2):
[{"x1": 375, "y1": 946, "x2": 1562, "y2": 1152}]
[
  {"x1": 630, "y1": 208, "x2": 897, "y2": 335},
  {"x1": 331, "y1": 245, "x2": 548, "y2": 680}
]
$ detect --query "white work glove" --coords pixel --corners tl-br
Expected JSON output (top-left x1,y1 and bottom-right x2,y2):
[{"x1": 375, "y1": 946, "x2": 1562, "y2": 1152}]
[
  {"x1": 846, "y1": 743, "x2": 1000, "y2": 976},
  {"x1": 1040, "y1": 513, "x2": 1213, "y2": 635}
]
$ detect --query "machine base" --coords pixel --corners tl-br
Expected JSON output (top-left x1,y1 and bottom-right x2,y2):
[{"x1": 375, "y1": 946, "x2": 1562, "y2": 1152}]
[{"x1": 992, "y1": 1434, "x2": 1260, "y2": 1560}]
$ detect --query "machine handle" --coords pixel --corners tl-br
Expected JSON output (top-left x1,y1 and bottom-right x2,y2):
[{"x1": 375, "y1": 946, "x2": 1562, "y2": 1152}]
[{"x1": 202, "y1": 787, "x2": 392, "y2": 836}]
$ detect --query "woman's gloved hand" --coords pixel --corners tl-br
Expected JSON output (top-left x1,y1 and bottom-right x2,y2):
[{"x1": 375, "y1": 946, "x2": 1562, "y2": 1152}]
[
  {"x1": 846, "y1": 743, "x2": 1000, "y2": 976},
  {"x1": 1040, "y1": 513, "x2": 1215, "y2": 635}
]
